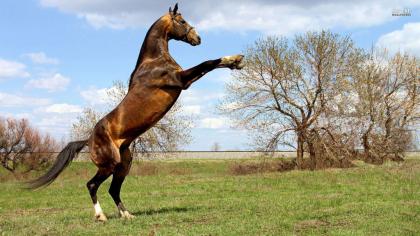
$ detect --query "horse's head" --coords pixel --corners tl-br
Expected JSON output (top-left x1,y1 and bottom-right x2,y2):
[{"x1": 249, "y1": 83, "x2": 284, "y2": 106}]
[{"x1": 167, "y1": 3, "x2": 201, "y2": 46}]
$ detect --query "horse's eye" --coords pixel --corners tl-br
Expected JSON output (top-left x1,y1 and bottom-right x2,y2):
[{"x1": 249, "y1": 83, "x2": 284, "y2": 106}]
[{"x1": 180, "y1": 19, "x2": 186, "y2": 24}]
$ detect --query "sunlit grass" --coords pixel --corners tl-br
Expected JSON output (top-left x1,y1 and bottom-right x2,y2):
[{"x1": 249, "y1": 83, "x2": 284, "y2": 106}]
[{"x1": 0, "y1": 158, "x2": 419, "y2": 235}]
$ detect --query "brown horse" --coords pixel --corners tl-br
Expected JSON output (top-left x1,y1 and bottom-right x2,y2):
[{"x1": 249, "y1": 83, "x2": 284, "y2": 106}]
[{"x1": 29, "y1": 3, "x2": 244, "y2": 221}]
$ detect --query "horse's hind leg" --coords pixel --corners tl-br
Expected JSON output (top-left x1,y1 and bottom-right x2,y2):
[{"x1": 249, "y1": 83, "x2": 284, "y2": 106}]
[
  {"x1": 87, "y1": 168, "x2": 112, "y2": 221},
  {"x1": 109, "y1": 147, "x2": 134, "y2": 219},
  {"x1": 109, "y1": 172, "x2": 134, "y2": 219}
]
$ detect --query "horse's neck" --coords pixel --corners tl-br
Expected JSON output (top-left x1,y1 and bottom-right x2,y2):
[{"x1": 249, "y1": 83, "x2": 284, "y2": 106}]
[
  {"x1": 129, "y1": 19, "x2": 170, "y2": 89},
  {"x1": 139, "y1": 21, "x2": 169, "y2": 62}
]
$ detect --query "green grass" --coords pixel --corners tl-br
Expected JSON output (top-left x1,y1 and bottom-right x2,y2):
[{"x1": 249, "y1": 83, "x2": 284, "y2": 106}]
[{"x1": 0, "y1": 159, "x2": 419, "y2": 235}]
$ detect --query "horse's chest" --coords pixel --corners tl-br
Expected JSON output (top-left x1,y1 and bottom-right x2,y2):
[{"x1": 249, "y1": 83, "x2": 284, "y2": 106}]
[
  {"x1": 122, "y1": 89, "x2": 179, "y2": 128},
  {"x1": 146, "y1": 90, "x2": 179, "y2": 117}
]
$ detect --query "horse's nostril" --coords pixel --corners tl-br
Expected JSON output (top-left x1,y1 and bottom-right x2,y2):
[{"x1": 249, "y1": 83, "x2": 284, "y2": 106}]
[{"x1": 197, "y1": 36, "x2": 201, "y2": 44}]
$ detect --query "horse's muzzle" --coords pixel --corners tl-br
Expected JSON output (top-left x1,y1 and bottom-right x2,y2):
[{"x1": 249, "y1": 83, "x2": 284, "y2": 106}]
[
  {"x1": 191, "y1": 36, "x2": 201, "y2": 46},
  {"x1": 187, "y1": 29, "x2": 201, "y2": 46}
]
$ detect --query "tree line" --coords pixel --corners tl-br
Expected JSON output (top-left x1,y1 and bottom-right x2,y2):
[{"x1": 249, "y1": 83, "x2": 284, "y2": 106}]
[
  {"x1": 0, "y1": 117, "x2": 59, "y2": 172},
  {"x1": 220, "y1": 31, "x2": 419, "y2": 169},
  {"x1": 1, "y1": 30, "x2": 418, "y2": 173}
]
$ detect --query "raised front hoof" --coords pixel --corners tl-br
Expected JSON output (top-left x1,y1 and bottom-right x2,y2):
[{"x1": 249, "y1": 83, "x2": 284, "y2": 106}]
[
  {"x1": 120, "y1": 210, "x2": 135, "y2": 220},
  {"x1": 221, "y1": 55, "x2": 245, "y2": 70},
  {"x1": 95, "y1": 213, "x2": 108, "y2": 222}
]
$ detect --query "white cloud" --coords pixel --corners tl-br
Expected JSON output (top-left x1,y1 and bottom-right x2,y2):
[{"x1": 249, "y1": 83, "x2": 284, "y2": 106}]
[
  {"x1": 39, "y1": 0, "x2": 420, "y2": 35},
  {"x1": 35, "y1": 114, "x2": 78, "y2": 139},
  {"x1": 24, "y1": 52, "x2": 59, "y2": 65},
  {"x1": 0, "y1": 92, "x2": 50, "y2": 107},
  {"x1": 376, "y1": 22, "x2": 420, "y2": 56},
  {"x1": 36, "y1": 103, "x2": 82, "y2": 114},
  {"x1": 34, "y1": 105, "x2": 82, "y2": 138},
  {"x1": 200, "y1": 117, "x2": 229, "y2": 129},
  {"x1": 80, "y1": 86, "x2": 118, "y2": 105},
  {"x1": 181, "y1": 88, "x2": 224, "y2": 105},
  {"x1": 0, "y1": 59, "x2": 30, "y2": 80},
  {"x1": 83, "y1": 13, "x2": 128, "y2": 30},
  {"x1": 26, "y1": 73, "x2": 70, "y2": 92},
  {"x1": 0, "y1": 112, "x2": 34, "y2": 120},
  {"x1": 183, "y1": 105, "x2": 201, "y2": 115}
]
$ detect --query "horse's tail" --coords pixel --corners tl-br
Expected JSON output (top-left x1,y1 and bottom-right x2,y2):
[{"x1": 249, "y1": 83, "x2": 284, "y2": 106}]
[{"x1": 27, "y1": 140, "x2": 88, "y2": 189}]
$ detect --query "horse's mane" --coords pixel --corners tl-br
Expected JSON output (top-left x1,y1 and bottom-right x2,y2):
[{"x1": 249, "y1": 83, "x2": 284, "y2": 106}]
[{"x1": 128, "y1": 16, "x2": 163, "y2": 89}]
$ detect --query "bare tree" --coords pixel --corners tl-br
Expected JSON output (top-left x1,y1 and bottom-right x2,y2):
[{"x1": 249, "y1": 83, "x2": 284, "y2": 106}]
[
  {"x1": 71, "y1": 107, "x2": 102, "y2": 140},
  {"x1": 0, "y1": 116, "x2": 59, "y2": 172},
  {"x1": 351, "y1": 50, "x2": 419, "y2": 163},
  {"x1": 71, "y1": 80, "x2": 193, "y2": 153},
  {"x1": 220, "y1": 32, "x2": 361, "y2": 169}
]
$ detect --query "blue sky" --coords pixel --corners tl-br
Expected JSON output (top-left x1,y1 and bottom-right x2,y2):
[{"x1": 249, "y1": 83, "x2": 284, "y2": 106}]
[{"x1": 0, "y1": 0, "x2": 419, "y2": 150}]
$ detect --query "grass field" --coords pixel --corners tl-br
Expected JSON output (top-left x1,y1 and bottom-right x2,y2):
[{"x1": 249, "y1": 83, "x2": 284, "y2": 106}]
[{"x1": 0, "y1": 158, "x2": 419, "y2": 235}]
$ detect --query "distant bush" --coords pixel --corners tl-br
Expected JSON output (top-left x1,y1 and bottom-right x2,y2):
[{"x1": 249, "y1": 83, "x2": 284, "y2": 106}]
[{"x1": 0, "y1": 116, "x2": 59, "y2": 173}]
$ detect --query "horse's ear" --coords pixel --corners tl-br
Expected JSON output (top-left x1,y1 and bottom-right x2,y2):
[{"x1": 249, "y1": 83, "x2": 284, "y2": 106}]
[
  {"x1": 173, "y1": 3, "x2": 178, "y2": 15},
  {"x1": 169, "y1": 6, "x2": 172, "y2": 14}
]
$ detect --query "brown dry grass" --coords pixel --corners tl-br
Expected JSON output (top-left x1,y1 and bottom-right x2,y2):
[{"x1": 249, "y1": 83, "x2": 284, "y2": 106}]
[
  {"x1": 129, "y1": 161, "x2": 193, "y2": 176},
  {"x1": 229, "y1": 157, "x2": 355, "y2": 175},
  {"x1": 229, "y1": 159, "x2": 296, "y2": 175},
  {"x1": 130, "y1": 161, "x2": 160, "y2": 176}
]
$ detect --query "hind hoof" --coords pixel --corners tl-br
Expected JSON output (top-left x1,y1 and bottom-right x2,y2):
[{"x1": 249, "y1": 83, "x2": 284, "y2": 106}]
[
  {"x1": 120, "y1": 210, "x2": 135, "y2": 219},
  {"x1": 95, "y1": 213, "x2": 108, "y2": 222}
]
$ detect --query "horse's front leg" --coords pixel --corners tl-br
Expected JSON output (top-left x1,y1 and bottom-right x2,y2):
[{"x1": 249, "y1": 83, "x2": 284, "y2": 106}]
[
  {"x1": 218, "y1": 55, "x2": 245, "y2": 69},
  {"x1": 179, "y1": 55, "x2": 244, "y2": 89}
]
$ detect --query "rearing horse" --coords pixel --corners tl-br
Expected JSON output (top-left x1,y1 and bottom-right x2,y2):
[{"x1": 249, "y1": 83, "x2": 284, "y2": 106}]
[{"x1": 29, "y1": 3, "x2": 244, "y2": 221}]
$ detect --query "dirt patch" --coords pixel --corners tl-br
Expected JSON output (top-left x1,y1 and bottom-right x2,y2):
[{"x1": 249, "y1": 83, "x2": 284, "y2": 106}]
[{"x1": 294, "y1": 219, "x2": 330, "y2": 233}]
